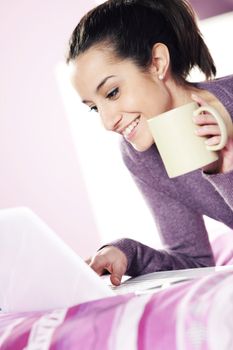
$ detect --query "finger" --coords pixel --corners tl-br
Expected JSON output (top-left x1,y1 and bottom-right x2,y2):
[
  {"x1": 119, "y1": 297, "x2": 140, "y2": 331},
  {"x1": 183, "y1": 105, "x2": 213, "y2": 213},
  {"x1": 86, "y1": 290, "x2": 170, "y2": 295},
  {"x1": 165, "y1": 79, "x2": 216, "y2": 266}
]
[
  {"x1": 205, "y1": 136, "x2": 221, "y2": 146},
  {"x1": 195, "y1": 125, "x2": 220, "y2": 137},
  {"x1": 191, "y1": 93, "x2": 208, "y2": 106},
  {"x1": 110, "y1": 260, "x2": 127, "y2": 286},
  {"x1": 89, "y1": 256, "x2": 108, "y2": 276},
  {"x1": 193, "y1": 113, "x2": 217, "y2": 126},
  {"x1": 110, "y1": 273, "x2": 122, "y2": 286},
  {"x1": 85, "y1": 257, "x2": 92, "y2": 265}
]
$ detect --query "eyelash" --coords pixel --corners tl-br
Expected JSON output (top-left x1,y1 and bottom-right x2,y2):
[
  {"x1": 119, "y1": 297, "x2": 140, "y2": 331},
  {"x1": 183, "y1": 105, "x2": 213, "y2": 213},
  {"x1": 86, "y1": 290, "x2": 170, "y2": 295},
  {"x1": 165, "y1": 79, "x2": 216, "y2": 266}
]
[
  {"x1": 89, "y1": 106, "x2": 98, "y2": 113},
  {"x1": 106, "y1": 87, "x2": 119, "y2": 99},
  {"x1": 89, "y1": 87, "x2": 119, "y2": 113}
]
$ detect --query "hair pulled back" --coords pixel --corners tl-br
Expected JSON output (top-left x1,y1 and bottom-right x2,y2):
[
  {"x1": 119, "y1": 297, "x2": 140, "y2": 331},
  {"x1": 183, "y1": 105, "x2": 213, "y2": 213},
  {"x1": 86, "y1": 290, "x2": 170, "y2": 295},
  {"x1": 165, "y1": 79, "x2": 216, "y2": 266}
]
[{"x1": 67, "y1": 0, "x2": 216, "y2": 81}]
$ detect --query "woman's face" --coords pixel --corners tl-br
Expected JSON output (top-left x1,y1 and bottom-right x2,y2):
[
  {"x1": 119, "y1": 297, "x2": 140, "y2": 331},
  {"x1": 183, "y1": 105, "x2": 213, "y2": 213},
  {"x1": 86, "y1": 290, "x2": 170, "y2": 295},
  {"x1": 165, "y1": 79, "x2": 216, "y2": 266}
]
[{"x1": 71, "y1": 47, "x2": 172, "y2": 151}]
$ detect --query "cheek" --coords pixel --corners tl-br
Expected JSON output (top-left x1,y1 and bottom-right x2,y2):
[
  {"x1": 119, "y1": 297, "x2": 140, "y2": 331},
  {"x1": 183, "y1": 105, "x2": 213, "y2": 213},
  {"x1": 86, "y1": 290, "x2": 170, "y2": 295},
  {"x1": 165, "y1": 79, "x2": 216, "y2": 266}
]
[
  {"x1": 145, "y1": 85, "x2": 171, "y2": 118},
  {"x1": 116, "y1": 90, "x2": 141, "y2": 113}
]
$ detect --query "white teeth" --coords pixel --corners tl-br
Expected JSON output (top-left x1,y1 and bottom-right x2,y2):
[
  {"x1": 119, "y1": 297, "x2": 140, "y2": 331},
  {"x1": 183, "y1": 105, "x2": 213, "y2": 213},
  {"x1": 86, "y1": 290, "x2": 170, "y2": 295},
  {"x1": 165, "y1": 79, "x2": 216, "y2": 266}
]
[{"x1": 123, "y1": 117, "x2": 140, "y2": 137}]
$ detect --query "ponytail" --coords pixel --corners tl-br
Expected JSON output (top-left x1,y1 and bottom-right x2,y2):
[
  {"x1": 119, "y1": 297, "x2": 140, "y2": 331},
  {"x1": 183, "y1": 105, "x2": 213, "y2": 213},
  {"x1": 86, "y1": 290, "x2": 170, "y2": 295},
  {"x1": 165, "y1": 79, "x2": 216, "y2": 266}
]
[
  {"x1": 67, "y1": 0, "x2": 216, "y2": 80},
  {"x1": 154, "y1": 0, "x2": 216, "y2": 79}
]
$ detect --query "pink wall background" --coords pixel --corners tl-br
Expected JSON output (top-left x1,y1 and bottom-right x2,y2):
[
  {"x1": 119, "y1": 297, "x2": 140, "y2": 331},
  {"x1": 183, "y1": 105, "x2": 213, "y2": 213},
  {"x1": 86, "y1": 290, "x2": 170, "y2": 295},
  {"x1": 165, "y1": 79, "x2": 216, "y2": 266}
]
[
  {"x1": 0, "y1": 0, "x2": 100, "y2": 258},
  {"x1": 1, "y1": 0, "x2": 232, "y2": 260}
]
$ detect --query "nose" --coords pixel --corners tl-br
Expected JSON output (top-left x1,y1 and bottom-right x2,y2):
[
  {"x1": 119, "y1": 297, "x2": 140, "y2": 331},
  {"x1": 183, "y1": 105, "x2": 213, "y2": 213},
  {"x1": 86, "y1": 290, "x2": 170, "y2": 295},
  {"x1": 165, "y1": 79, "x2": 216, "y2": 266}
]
[{"x1": 99, "y1": 107, "x2": 122, "y2": 131}]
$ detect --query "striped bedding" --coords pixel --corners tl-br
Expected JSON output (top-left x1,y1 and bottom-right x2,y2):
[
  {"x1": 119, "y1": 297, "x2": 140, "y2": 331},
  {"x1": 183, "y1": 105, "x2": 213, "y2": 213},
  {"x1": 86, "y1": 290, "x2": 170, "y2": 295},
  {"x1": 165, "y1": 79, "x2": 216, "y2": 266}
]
[
  {"x1": 0, "y1": 232, "x2": 233, "y2": 350},
  {"x1": 0, "y1": 269, "x2": 233, "y2": 350}
]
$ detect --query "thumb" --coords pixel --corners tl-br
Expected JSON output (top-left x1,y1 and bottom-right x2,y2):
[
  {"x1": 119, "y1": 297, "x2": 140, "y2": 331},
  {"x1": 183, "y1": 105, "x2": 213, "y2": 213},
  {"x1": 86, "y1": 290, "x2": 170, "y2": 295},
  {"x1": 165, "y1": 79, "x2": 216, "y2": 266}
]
[{"x1": 191, "y1": 93, "x2": 208, "y2": 107}]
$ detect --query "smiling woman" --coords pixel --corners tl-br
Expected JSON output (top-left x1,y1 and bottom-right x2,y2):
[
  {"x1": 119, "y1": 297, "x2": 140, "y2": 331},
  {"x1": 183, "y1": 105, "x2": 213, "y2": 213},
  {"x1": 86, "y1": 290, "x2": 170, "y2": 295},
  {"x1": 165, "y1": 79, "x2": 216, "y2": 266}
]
[
  {"x1": 66, "y1": 0, "x2": 233, "y2": 286},
  {"x1": 70, "y1": 48, "x2": 170, "y2": 151}
]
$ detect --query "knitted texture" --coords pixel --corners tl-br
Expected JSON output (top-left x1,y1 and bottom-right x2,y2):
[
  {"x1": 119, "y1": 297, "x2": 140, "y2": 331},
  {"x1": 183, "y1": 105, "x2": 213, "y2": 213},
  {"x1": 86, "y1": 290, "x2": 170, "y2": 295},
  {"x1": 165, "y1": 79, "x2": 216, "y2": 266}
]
[{"x1": 109, "y1": 75, "x2": 233, "y2": 276}]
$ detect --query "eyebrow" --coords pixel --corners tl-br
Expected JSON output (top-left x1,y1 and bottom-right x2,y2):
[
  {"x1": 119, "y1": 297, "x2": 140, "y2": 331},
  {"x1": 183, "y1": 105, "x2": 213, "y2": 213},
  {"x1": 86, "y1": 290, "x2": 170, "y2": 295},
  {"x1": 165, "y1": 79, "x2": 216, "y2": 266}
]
[{"x1": 82, "y1": 75, "x2": 116, "y2": 104}]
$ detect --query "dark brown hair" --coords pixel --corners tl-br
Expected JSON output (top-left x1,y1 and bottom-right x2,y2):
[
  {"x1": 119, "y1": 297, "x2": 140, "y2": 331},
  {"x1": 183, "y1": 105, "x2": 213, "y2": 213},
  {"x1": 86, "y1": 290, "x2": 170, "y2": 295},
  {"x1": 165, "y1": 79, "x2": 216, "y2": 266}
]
[{"x1": 67, "y1": 0, "x2": 216, "y2": 80}]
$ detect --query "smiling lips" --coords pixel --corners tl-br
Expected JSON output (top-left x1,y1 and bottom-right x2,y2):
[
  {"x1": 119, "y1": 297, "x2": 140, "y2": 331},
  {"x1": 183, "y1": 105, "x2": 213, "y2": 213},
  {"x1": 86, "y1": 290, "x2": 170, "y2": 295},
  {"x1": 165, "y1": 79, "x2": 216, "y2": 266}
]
[{"x1": 122, "y1": 116, "x2": 140, "y2": 140}]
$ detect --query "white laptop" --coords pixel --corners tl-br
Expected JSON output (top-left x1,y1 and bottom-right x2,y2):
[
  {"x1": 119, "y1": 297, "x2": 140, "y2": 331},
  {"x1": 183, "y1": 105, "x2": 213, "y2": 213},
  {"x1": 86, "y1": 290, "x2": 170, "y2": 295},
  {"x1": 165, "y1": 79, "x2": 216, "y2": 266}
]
[
  {"x1": 1, "y1": 207, "x2": 233, "y2": 313},
  {"x1": 0, "y1": 207, "x2": 114, "y2": 313}
]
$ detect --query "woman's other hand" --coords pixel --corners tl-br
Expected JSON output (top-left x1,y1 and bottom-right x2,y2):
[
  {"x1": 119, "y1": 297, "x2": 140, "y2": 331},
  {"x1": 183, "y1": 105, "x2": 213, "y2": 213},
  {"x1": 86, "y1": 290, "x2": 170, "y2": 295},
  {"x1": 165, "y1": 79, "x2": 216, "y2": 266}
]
[
  {"x1": 192, "y1": 94, "x2": 233, "y2": 174},
  {"x1": 86, "y1": 246, "x2": 128, "y2": 286}
]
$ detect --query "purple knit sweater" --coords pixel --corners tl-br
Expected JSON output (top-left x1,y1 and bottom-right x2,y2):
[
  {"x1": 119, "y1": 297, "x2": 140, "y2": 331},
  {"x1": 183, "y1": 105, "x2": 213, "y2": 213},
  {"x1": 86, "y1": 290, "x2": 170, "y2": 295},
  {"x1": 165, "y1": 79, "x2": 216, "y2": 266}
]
[{"x1": 110, "y1": 75, "x2": 233, "y2": 277}]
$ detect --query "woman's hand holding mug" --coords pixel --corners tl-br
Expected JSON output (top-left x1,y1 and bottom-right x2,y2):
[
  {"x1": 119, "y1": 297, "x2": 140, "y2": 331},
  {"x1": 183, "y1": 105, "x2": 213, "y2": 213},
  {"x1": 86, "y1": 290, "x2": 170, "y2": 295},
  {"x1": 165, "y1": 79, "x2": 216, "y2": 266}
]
[{"x1": 192, "y1": 94, "x2": 233, "y2": 174}]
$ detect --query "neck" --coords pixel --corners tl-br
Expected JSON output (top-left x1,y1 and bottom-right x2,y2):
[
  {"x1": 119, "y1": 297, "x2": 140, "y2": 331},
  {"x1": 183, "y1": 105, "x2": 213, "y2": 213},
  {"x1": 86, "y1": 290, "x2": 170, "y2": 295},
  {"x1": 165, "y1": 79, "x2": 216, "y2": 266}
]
[{"x1": 165, "y1": 79, "x2": 197, "y2": 108}]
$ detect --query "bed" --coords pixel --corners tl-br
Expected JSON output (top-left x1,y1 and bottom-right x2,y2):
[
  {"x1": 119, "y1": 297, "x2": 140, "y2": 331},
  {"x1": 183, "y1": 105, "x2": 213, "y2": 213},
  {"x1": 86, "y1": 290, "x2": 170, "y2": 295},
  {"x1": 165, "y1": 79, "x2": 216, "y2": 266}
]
[{"x1": 1, "y1": 232, "x2": 233, "y2": 350}]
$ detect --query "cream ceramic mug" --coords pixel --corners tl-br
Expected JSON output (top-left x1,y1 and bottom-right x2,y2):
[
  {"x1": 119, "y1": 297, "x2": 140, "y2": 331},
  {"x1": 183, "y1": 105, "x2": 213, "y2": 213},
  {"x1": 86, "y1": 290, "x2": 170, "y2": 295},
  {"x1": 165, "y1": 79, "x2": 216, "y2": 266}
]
[{"x1": 147, "y1": 102, "x2": 228, "y2": 178}]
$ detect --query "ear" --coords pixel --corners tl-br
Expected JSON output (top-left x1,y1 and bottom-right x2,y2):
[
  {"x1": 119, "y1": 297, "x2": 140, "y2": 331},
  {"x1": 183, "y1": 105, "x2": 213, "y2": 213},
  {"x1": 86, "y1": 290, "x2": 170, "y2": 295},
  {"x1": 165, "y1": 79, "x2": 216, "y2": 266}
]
[{"x1": 150, "y1": 43, "x2": 170, "y2": 80}]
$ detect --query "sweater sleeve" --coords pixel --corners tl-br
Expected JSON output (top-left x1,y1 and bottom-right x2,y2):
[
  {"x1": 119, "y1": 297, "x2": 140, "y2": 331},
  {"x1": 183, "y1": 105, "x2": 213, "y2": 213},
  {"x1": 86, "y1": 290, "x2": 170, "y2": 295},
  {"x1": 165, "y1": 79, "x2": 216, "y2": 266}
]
[
  {"x1": 202, "y1": 169, "x2": 233, "y2": 210},
  {"x1": 106, "y1": 154, "x2": 215, "y2": 277}
]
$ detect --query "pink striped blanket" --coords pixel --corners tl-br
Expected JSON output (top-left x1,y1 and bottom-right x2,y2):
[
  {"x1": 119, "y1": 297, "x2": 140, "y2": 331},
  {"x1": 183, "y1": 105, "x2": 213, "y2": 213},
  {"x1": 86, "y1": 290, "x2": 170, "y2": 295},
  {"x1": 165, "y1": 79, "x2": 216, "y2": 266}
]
[
  {"x1": 0, "y1": 233, "x2": 233, "y2": 350},
  {"x1": 0, "y1": 269, "x2": 233, "y2": 350}
]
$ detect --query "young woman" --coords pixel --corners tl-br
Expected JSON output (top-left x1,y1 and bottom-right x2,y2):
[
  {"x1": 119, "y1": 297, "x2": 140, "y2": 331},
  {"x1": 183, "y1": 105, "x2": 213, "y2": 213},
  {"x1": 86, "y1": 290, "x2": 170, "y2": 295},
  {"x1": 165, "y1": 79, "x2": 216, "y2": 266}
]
[{"x1": 67, "y1": 0, "x2": 233, "y2": 285}]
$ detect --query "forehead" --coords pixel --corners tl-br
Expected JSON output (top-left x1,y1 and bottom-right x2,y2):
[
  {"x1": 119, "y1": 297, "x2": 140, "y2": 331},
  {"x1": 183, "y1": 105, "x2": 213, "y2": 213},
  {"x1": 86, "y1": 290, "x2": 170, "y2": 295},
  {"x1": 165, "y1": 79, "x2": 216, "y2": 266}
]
[
  {"x1": 70, "y1": 47, "x2": 122, "y2": 94},
  {"x1": 70, "y1": 46, "x2": 146, "y2": 99}
]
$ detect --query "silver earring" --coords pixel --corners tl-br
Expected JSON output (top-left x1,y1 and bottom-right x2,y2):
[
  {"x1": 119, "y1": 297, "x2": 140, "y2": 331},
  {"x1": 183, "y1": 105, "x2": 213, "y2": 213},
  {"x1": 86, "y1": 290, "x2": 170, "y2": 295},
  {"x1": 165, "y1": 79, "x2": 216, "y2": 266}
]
[{"x1": 158, "y1": 74, "x2": 164, "y2": 80}]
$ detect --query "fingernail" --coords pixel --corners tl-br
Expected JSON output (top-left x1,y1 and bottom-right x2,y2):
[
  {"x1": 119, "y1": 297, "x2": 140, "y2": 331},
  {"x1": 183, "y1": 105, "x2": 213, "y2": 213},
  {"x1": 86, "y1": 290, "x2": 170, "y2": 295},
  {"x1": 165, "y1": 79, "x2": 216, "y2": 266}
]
[
  {"x1": 114, "y1": 276, "x2": 121, "y2": 285},
  {"x1": 205, "y1": 139, "x2": 212, "y2": 145}
]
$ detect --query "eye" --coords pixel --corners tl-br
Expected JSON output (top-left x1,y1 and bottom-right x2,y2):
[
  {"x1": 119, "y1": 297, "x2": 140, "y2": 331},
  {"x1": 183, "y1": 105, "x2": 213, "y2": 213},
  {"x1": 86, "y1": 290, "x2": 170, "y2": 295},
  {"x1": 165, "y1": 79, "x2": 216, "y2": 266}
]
[
  {"x1": 106, "y1": 87, "x2": 119, "y2": 100},
  {"x1": 89, "y1": 105, "x2": 98, "y2": 113}
]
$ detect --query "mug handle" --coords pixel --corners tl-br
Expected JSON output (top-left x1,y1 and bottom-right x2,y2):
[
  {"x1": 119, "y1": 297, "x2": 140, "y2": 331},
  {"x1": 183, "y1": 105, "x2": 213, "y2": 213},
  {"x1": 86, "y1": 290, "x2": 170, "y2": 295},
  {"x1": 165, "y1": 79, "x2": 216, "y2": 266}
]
[{"x1": 193, "y1": 105, "x2": 228, "y2": 151}]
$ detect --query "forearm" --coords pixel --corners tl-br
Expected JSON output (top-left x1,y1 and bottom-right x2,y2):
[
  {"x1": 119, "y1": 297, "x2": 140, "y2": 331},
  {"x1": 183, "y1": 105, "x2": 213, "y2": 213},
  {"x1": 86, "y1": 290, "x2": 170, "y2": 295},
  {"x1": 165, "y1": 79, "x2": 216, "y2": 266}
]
[
  {"x1": 203, "y1": 169, "x2": 233, "y2": 210},
  {"x1": 110, "y1": 238, "x2": 215, "y2": 276}
]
